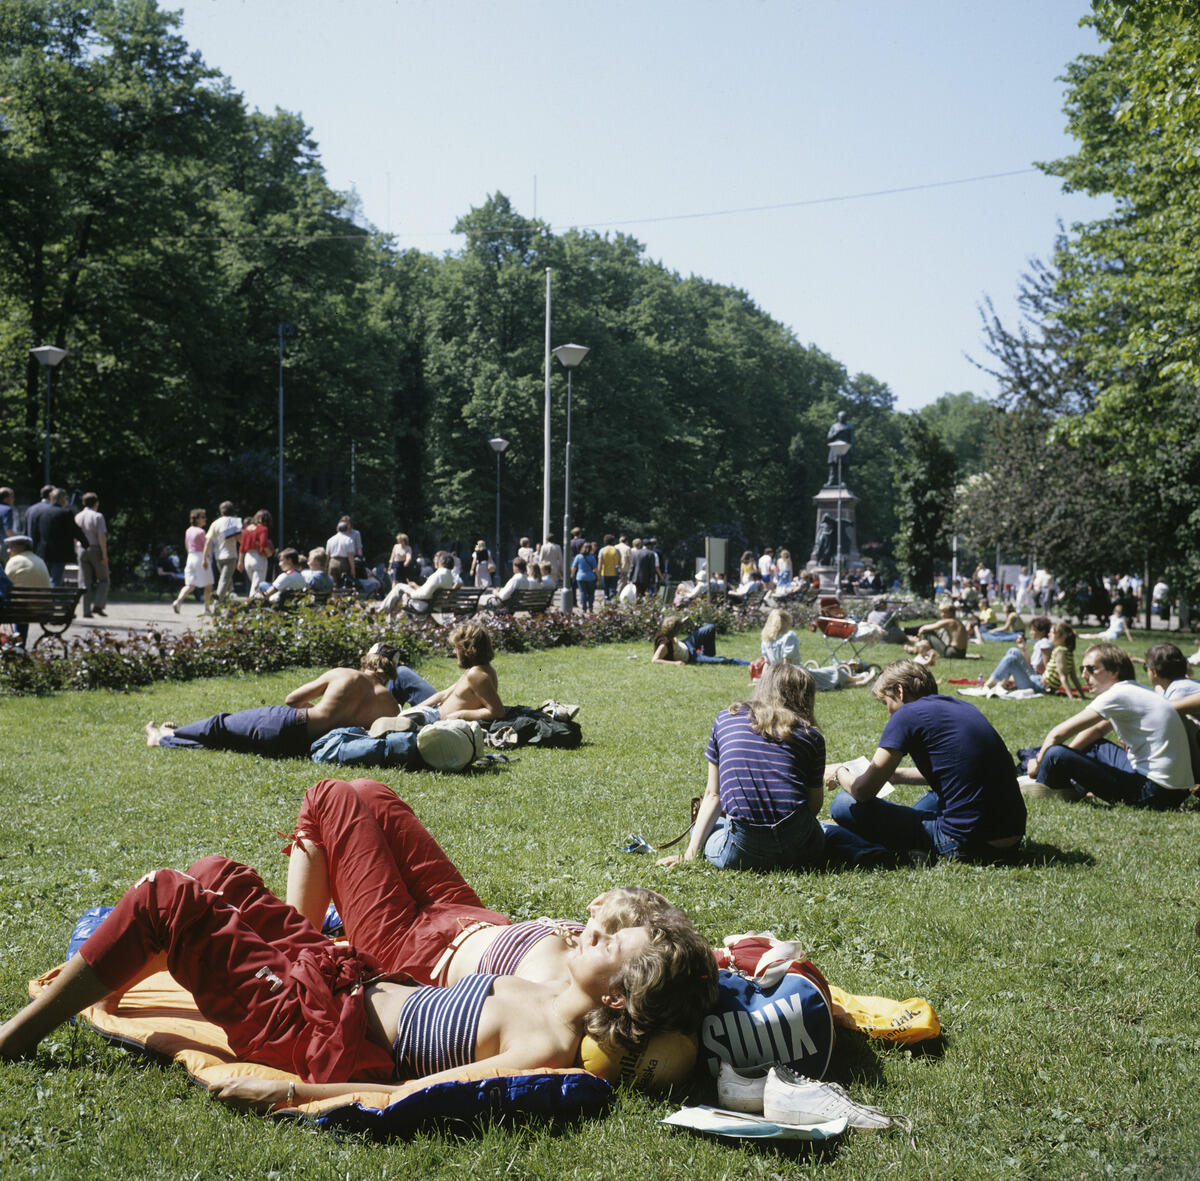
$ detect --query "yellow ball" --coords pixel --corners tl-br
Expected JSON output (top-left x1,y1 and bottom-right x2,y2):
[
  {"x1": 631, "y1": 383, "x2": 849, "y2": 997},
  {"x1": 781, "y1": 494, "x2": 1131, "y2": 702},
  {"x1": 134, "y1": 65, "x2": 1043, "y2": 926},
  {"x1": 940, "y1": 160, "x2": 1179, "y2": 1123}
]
[{"x1": 579, "y1": 1031, "x2": 699, "y2": 1092}]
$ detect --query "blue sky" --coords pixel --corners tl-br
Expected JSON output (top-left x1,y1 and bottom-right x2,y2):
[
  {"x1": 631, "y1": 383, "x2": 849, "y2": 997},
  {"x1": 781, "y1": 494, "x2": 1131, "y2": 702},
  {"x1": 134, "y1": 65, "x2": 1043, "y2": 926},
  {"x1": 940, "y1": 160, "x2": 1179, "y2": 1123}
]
[{"x1": 173, "y1": 0, "x2": 1108, "y2": 410}]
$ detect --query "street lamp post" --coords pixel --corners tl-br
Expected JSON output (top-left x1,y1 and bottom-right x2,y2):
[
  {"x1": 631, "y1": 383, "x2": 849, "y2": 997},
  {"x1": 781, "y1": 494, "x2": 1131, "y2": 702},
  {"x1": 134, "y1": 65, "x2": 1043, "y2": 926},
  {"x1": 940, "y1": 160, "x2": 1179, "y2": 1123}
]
[
  {"x1": 489, "y1": 437, "x2": 509, "y2": 567},
  {"x1": 30, "y1": 346, "x2": 68, "y2": 485},
  {"x1": 552, "y1": 343, "x2": 589, "y2": 608},
  {"x1": 829, "y1": 438, "x2": 851, "y2": 590},
  {"x1": 277, "y1": 322, "x2": 295, "y2": 547}
]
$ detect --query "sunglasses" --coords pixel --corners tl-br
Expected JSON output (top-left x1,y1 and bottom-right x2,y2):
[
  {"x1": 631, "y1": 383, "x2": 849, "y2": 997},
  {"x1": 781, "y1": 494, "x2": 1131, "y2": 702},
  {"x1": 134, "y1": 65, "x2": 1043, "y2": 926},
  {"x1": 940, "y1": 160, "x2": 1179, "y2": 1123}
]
[{"x1": 1080, "y1": 663, "x2": 1101, "y2": 675}]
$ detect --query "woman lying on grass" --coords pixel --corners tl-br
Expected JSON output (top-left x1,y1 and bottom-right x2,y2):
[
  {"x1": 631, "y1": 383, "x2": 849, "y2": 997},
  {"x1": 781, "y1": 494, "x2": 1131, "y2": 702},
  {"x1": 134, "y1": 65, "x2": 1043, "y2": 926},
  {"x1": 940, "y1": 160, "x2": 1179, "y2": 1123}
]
[
  {"x1": 651, "y1": 615, "x2": 749, "y2": 666},
  {"x1": 284, "y1": 780, "x2": 717, "y2": 998},
  {"x1": 0, "y1": 850, "x2": 717, "y2": 1111}
]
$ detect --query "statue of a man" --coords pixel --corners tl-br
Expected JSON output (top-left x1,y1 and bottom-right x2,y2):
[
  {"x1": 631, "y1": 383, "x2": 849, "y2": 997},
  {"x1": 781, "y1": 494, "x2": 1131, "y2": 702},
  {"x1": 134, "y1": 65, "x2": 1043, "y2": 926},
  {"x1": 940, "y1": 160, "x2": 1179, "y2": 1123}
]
[{"x1": 825, "y1": 411, "x2": 854, "y2": 487}]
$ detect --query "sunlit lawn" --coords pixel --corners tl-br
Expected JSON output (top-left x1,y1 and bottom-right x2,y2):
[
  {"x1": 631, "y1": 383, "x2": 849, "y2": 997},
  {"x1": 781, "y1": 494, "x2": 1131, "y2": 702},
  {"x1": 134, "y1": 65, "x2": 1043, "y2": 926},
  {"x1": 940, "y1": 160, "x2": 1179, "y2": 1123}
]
[{"x1": 1, "y1": 624, "x2": 1197, "y2": 1178}]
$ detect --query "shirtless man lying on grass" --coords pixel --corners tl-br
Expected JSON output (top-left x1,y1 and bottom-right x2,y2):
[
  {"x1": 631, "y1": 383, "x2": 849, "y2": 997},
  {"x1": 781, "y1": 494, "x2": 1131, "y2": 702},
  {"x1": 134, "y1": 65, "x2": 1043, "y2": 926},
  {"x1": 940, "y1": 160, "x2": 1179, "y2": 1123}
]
[
  {"x1": 145, "y1": 649, "x2": 401, "y2": 758},
  {"x1": 372, "y1": 621, "x2": 504, "y2": 733}
]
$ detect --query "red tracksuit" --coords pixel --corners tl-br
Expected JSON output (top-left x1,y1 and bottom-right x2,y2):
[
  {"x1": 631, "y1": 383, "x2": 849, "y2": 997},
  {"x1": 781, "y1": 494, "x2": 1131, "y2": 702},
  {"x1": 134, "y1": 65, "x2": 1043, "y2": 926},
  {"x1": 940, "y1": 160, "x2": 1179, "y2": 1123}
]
[
  {"x1": 78, "y1": 855, "x2": 395, "y2": 1083},
  {"x1": 289, "y1": 778, "x2": 509, "y2": 983}
]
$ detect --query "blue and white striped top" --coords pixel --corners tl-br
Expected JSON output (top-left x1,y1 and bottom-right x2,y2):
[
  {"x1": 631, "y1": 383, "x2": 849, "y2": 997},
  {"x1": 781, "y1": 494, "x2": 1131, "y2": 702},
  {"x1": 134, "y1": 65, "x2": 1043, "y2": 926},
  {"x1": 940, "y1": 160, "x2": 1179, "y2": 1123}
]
[
  {"x1": 392, "y1": 973, "x2": 497, "y2": 1078},
  {"x1": 477, "y1": 919, "x2": 585, "y2": 976},
  {"x1": 706, "y1": 707, "x2": 825, "y2": 826}
]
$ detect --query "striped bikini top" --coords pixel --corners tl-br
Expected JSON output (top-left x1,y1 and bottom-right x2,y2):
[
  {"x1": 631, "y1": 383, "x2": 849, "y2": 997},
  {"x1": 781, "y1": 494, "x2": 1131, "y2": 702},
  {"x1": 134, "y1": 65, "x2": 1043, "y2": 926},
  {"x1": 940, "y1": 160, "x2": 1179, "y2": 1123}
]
[
  {"x1": 476, "y1": 919, "x2": 585, "y2": 976},
  {"x1": 392, "y1": 973, "x2": 497, "y2": 1078}
]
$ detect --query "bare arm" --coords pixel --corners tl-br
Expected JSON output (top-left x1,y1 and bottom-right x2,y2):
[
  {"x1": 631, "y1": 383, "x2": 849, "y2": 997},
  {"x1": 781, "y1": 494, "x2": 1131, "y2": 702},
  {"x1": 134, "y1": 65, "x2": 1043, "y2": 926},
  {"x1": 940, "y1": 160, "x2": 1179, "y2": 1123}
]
[
  {"x1": 1027, "y1": 706, "x2": 1103, "y2": 776},
  {"x1": 659, "y1": 762, "x2": 721, "y2": 867},
  {"x1": 1172, "y1": 691, "x2": 1200, "y2": 715},
  {"x1": 652, "y1": 643, "x2": 685, "y2": 666},
  {"x1": 1056, "y1": 649, "x2": 1083, "y2": 699},
  {"x1": 286, "y1": 671, "x2": 334, "y2": 708},
  {"x1": 1070, "y1": 717, "x2": 1113, "y2": 751},
  {"x1": 836, "y1": 746, "x2": 906, "y2": 802}
]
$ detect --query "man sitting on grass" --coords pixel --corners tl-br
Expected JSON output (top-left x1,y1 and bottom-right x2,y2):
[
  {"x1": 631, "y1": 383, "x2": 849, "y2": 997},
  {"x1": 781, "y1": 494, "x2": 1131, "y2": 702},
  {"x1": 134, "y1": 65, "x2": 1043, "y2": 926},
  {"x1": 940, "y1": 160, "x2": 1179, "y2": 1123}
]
[
  {"x1": 1025, "y1": 642, "x2": 1193, "y2": 809},
  {"x1": 375, "y1": 622, "x2": 504, "y2": 732},
  {"x1": 906, "y1": 602, "x2": 969, "y2": 659},
  {"x1": 145, "y1": 649, "x2": 401, "y2": 758},
  {"x1": 826, "y1": 659, "x2": 1026, "y2": 864}
]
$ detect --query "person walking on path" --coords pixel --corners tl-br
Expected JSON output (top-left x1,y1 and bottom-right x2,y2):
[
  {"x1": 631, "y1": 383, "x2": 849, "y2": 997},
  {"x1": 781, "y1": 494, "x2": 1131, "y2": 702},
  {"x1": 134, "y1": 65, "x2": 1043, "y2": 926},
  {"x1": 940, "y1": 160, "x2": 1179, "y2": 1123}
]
[
  {"x1": 206, "y1": 501, "x2": 242, "y2": 600},
  {"x1": 172, "y1": 508, "x2": 214, "y2": 615},
  {"x1": 74, "y1": 492, "x2": 109, "y2": 617}
]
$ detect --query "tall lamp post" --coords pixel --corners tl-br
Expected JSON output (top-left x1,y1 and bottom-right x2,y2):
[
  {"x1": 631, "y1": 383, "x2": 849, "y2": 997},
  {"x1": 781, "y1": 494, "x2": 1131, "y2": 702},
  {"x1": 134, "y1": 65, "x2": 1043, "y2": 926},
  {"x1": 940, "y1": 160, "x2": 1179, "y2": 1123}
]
[
  {"x1": 277, "y1": 322, "x2": 295, "y2": 546},
  {"x1": 30, "y1": 346, "x2": 68, "y2": 485},
  {"x1": 552, "y1": 343, "x2": 589, "y2": 607},
  {"x1": 489, "y1": 437, "x2": 509, "y2": 566},
  {"x1": 829, "y1": 438, "x2": 851, "y2": 590}
]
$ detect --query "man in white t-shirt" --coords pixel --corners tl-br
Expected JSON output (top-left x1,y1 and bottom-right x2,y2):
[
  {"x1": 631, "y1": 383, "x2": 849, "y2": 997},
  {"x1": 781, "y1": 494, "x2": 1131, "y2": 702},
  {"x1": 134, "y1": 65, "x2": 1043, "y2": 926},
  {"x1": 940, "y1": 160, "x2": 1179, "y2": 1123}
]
[
  {"x1": 481, "y1": 558, "x2": 530, "y2": 610},
  {"x1": 206, "y1": 500, "x2": 242, "y2": 600},
  {"x1": 325, "y1": 521, "x2": 358, "y2": 585},
  {"x1": 1027, "y1": 642, "x2": 1193, "y2": 808},
  {"x1": 252, "y1": 547, "x2": 306, "y2": 602},
  {"x1": 375, "y1": 552, "x2": 455, "y2": 616}
]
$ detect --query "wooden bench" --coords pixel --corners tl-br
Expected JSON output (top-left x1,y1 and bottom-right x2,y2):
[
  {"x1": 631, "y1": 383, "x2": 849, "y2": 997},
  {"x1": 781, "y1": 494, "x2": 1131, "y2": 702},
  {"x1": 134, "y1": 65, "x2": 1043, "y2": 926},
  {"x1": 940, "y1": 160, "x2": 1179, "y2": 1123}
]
[
  {"x1": 0, "y1": 587, "x2": 85, "y2": 652},
  {"x1": 422, "y1": 586, "x2": 485, "y2": 617},
  {"x1": 498, "y1": 586, "x2": 556, "y2": 614}
]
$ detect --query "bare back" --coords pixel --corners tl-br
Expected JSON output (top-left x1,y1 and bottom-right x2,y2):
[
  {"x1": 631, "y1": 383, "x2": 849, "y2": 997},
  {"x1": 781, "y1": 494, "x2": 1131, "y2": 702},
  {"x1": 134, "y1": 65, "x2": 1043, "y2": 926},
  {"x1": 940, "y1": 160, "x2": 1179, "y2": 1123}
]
[
  {"x1": 289, "y1": 668, "x2": 399, "y2": 737},
  {"x1": 433, "y1": 663, "x2": 503, "y2": 722}
]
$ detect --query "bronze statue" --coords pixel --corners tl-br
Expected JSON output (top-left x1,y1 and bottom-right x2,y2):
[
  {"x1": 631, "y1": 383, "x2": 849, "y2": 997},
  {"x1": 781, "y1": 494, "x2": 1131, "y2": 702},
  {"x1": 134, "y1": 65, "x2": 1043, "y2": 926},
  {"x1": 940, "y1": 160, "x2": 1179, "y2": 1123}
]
[{"x1": 825, "y1": 411, "x2": 854, "y2": 487}]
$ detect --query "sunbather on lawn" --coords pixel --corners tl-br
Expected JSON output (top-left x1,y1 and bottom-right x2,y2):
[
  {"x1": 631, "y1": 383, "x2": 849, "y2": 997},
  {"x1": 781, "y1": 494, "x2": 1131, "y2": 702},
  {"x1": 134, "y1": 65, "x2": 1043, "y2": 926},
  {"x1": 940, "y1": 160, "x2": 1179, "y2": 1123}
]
[
  {"x1": 0, "y1": 852, "x2": 716, "y2": 1112},
  {"x1": 283, "y1": 778, "x2": 713, "y2": 998},
  {"x1": 144, "y1": 648, "x2": 402, "y2": 758}
]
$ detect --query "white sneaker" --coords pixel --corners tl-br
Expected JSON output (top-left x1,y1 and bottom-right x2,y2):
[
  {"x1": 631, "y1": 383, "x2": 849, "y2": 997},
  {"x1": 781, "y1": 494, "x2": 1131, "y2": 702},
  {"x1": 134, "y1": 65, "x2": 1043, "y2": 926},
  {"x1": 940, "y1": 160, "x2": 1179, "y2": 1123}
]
[
  {"x1": 762, "y1": 1066, "x2": 910, "y2": 1133},
  {"x1": 715, "y1": 1061, "x2": 769, "y2": 1113}
]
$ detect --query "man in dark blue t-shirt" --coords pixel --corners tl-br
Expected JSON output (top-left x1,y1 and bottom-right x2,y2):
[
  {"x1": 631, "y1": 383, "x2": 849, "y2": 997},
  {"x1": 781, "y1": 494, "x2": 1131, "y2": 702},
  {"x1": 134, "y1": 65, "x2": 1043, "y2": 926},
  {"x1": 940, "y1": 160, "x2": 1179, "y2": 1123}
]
[{"x1": 826, "y1": 659, "x2": 1025, "y2": 863}]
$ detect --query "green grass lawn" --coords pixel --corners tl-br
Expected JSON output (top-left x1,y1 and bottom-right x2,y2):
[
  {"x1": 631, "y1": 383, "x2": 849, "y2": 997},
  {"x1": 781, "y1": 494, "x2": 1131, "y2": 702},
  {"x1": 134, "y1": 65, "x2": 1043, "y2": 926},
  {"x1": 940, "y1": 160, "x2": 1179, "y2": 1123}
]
[{"x1": 2, "y1": 628, "x2": 1198, "y2": 1178}]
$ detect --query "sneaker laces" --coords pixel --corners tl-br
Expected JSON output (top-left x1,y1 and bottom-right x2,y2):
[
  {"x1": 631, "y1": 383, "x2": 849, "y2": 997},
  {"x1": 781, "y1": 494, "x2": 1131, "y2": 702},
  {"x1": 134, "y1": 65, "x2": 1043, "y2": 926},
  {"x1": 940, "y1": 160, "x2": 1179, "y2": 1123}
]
[{"x1": 772, "y1": 1067, "x2": 912, "y2": 1132}]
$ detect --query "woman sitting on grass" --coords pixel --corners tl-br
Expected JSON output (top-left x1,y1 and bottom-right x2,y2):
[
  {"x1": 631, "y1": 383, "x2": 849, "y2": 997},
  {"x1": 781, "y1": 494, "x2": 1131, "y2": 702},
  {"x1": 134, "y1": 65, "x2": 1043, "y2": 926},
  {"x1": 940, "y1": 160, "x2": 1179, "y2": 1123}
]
[
  {"x1": 652, "y1": 615, "x2": 749, "y2": 666},
  {"x1": 760, "y1": 609, "x2": 875, "y2": 690},
  {"x1": 657, "y1": 663, "x2": 826, "y2": 871},
  {"x1": 0, "y1": 849, "x2": 717, "y2": 1111}
]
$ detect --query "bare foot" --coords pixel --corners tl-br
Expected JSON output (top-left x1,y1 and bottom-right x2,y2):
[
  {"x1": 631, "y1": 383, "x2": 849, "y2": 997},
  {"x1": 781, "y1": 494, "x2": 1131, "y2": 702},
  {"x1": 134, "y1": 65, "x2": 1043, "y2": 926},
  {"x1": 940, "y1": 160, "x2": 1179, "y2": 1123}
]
[{"x1": 145, "y1": 721, "x2": 170, "y2": 747}]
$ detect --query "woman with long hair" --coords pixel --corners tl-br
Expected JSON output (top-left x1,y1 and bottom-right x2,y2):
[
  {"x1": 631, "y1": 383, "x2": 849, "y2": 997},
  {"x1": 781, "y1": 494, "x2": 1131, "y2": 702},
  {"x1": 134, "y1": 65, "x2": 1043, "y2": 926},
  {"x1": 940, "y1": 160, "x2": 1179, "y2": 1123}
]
[
  {"x1": 469, "y1": 540, "x2": 494, "y2": 588},
  {"x1": 657, "y1": 662, "x2": 825, "y2": 870},
  {"x1": 651, "y1": 615, "x2": 749, "y2": 666},
  {"x1": 237, "y1": 509, "x2": 273, "y2": 594}
]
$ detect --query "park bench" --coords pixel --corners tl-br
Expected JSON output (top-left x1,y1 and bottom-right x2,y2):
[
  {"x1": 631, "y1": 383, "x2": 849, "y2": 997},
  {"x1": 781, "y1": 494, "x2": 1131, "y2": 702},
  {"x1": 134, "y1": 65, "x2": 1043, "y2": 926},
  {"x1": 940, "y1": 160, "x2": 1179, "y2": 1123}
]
[
  {"x1": 0, "y1": 586, "x2": 86, "y2": 653},
  {"x1": 497, "y1": 586, "x2": 556, "y2": 614},
  {"x1": 423, "y1": 586, "x2": 485, "y2": 617}
]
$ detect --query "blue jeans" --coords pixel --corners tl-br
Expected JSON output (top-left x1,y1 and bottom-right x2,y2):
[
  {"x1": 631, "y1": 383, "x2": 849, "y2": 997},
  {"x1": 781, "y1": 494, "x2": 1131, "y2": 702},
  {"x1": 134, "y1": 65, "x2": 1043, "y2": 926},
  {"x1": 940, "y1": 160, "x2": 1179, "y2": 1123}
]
[
  {"x1": 684, "y1": 624, "x2": 750, "y2": 666},
  {"x1": 980, "y1": 628, "x2": 1021, "y2": 642},
  {"x1": 157, "y1": 705, "x2": 311, "y2": 758},
  {"x1": 989, "y1": 647, "x2": 1043, "y2": 692},
  {"x1": 827, "y1": 789, "x2": 968, "y2": 862},
  {"x1": 602, "y1": 575, "x2": 618, "y2": 600},
  {"x1": 1036, "y1": 742, "x2": 1187, "y2": 809},
  {"x1": 387, "y1": 667, "x2": 437, "y2": 707},
  {"x1": 704, "y1": 809, "x2": 825, "y2": 871},
  {"x1": 47, "y1": 562, "x2": 66, "y2": 588},
  {"x1": 577, "y1": 579, "x2": 596, "y2": 612}
]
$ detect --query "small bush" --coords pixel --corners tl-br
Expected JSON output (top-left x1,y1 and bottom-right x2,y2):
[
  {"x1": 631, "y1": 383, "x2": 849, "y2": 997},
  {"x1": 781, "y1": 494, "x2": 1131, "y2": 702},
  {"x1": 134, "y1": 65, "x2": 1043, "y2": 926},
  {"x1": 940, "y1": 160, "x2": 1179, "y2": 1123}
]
[{"x1": 0, "y1": 596, "x2": 750, "y2": 697}]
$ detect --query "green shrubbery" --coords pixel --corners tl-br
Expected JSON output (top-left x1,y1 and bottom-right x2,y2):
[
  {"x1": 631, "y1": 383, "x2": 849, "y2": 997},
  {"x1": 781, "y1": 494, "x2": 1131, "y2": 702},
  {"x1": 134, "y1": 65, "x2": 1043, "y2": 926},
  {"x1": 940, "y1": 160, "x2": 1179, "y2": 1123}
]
[{"x1": 0, "y1": 596, "x2": 746, "y2": 696}]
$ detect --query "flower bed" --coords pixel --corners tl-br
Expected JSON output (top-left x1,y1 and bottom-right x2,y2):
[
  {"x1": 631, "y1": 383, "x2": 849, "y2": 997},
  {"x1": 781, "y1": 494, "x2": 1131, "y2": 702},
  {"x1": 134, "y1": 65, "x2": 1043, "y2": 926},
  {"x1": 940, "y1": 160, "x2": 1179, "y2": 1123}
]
[{"x1": 0, "y1": 596, "x2": 746, "y2": 696}]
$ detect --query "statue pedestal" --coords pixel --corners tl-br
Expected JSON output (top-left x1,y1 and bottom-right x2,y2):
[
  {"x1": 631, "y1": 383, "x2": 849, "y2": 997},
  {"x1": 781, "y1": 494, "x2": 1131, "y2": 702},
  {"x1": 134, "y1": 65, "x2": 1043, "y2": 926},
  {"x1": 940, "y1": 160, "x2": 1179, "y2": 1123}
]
[{"x1": 808, "y1": 485, "x2": 860, "y2": 592}]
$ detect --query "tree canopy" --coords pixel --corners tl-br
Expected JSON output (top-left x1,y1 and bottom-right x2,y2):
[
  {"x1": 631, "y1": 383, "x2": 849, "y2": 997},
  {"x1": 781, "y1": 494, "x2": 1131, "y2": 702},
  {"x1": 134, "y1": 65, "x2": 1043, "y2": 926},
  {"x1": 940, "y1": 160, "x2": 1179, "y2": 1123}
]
[{"x1": 1, "y1": 0, "x2": 974, "y2": 581}]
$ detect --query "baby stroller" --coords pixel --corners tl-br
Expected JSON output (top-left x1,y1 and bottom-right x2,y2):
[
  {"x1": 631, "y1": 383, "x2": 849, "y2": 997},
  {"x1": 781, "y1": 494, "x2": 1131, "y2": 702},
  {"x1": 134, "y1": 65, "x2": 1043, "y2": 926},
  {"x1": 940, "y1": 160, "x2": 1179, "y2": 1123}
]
[{"x1": 813, "y1": 598, "x2": 886, "y2": 672}]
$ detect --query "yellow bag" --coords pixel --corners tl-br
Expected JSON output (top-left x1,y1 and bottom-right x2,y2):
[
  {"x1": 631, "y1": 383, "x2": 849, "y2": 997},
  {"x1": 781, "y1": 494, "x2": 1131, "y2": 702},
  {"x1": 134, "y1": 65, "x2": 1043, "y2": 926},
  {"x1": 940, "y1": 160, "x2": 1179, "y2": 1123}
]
[{"x1": 827, "y1": 985, "x2": 941, "y2": 1045}]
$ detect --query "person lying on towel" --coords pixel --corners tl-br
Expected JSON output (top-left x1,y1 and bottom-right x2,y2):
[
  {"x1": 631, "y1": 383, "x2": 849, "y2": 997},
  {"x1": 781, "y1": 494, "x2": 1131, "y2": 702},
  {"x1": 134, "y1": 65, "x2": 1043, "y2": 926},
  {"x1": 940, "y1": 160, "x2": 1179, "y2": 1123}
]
[{"x1": 0, "y1": 854, "x2": 717, "y2": 1112}]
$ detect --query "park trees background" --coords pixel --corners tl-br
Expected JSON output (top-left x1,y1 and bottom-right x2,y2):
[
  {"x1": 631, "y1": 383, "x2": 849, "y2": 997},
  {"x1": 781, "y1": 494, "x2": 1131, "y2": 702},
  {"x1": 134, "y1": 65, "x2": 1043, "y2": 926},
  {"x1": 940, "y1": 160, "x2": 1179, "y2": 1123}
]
[{"x1": 3, "y1": 0, "x2": 930, "y2": 581}]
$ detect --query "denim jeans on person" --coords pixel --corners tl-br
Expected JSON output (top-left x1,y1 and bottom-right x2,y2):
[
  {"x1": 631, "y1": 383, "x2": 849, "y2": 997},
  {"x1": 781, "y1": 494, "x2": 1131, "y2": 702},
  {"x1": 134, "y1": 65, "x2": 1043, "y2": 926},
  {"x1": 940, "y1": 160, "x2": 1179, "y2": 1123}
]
[
  {"x1": 683, "y1": 623, "x2": 750, "y2": 666},
  {"x1": 988, "y1": 647, "x2": 1045, "y2": 691},
  {"x1": 703, "y1": 809, "x2": 824, "y2": 870},
  {"x1": 826, "y1": 789, "x2": 975, "y2": 865},
  {"x1": 1036, "y1": 742, "x2": 1188, "y2": 809}
]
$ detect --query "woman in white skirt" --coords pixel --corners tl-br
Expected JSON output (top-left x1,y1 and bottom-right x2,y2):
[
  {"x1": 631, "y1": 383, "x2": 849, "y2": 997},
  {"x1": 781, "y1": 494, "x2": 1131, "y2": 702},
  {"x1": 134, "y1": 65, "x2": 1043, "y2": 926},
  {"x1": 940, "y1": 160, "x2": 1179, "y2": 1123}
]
[{"x1": 172, "y1": 507, "x2": 214, "y2": 614}]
